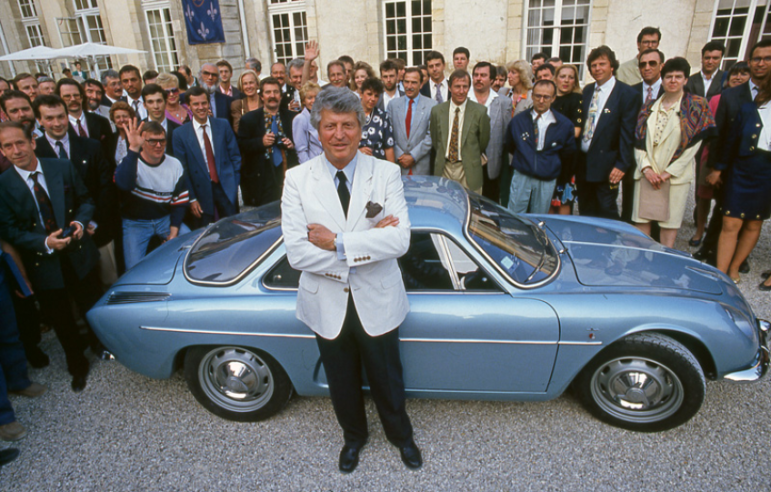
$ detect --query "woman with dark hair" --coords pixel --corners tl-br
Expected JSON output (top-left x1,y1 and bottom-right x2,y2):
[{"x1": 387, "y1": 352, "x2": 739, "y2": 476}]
[
  {"x1": 352, "y1": 61, "x2": 376, "y2": 97},
  {"x1": 714, "y1": 67, "x2": 771, "y2": 285},
  {"x1": 690, "y1": 61, "x2": 751, "y2": 246},
  {"x1": 550, "y1": 64, "x2": 583, "y2": 215},
  {"x1": 358, "y1": 78, "x2": 395, "y2": 162},
  {"x1": 632, "y1": 57, "x2": 715, "y2": 248}
]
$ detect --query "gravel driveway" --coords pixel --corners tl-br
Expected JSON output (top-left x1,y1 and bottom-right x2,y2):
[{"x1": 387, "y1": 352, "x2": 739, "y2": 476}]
[{"x1": 2, "y1": 197, "x2": 771, "y2": 492}]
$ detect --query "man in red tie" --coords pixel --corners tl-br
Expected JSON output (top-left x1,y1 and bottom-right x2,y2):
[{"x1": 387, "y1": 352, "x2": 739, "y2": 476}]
[
  {"x1": 387, "y1": 67, "x2": 436, "y2": 176},
  {"x1": 56, "y1": 79, "x2": 112, "y2": 145},
  {"x1": 172, "y1": 86, "x2": 241, "y2": 228}
]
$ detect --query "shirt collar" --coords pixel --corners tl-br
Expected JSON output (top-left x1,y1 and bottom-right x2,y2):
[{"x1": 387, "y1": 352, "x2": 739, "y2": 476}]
[
  {"x1": 193, "y1": 117, "x2": 211, "y2": 132},
  {"x1": 596, "y1": 75, "x2": 616, "y2": 92},
  {"x1": 68, "y1": 112, "x2": 86, "y2": 124},
  {"x1": 45, "y1": 131, "x2": 69, "y2": 149},
  {"x1": 324, "y1": 150, "x2": 359, "y2": 184},
  {"x1": 450, "y1": 98, "x2": 468, "y2": 113},
  {"x1": 642, "y1": 78, "x2": 661, "y2": 93},
  {"x1": 750, "y1": 79, "x2": 760, "y2": 95},
  {"x1": 407, "y1": 93, "x2": 421, "y2": 104},
  {"x1": 530, "y1": 108, "x2": 555, "y2": 122},
  {"x1": 14, "y1": 157, "x2": 41, "y2": 181},
  {"x1": 468, "y1": 89, "x2": 498, "y2": 105}
]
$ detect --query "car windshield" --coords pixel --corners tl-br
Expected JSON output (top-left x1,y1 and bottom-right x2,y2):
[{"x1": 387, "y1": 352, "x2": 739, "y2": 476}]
[
  {"x1": 185, "y1": 203, "x2": 282, "y2": 284},
  {"x1": 467, "y1": 195, "x2": 558, "y2": 286}
]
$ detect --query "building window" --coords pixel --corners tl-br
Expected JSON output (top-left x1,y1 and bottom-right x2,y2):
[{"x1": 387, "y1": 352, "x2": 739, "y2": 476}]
[
  {"x1": 268, "y1": 0, "x2": 308, "y2": 65},
  {"x1": 710, "y1": 0, "x2": 770, "y2": 70},
  {"x1": 73, "y1": 0, "x2": 98, "y2": 9},
  {"x1": 524, "y1": 0, "x2": 591, "y2": 76},
  {"x1": 18, "y1": 0, "x2": 37, "y2": 19},
  {"x1": 383, "y1": 0, "x2": 432, "y2": 66},
  {"x1": 145, "y1": 7, "x2": 180, "y2": 73},
  {"x1": 25, "y1": 24, "x2": 45, "y2": 47}
]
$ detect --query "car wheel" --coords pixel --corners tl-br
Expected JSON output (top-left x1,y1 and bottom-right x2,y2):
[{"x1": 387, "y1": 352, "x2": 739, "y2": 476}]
[
  {"x1": 183, "y1": 346, "x2": 293, "y2": 422},
  {"x1": 575, "y1": 332, "x2": 706, "y2": 432}
]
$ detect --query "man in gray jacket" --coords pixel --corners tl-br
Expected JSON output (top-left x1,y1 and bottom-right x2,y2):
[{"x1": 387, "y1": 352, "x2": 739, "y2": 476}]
[{"x1": 387, "y1": 67, "x2": 436, "y2": 175}]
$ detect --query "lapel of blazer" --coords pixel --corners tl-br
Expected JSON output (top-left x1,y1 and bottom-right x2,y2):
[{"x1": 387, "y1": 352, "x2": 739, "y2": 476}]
[
  {"x1": 438, "y1": 102, "x2": 449, "y2": 149},
  {"x1": 346, "y1": 154, "x2": 374, "y2": 231},
  {"x1": 186, "y1": 123, "x2": 209, "y2": 174},
  {"x1": 460, "y1": 102, "x2": 474, "y2": 149},
  {"x1": 35, "y1": 137, "x2": 57, "y2": 159},
  {"x1": 40, "y1": 160, "x2": 66, "y2": 229},
  {"x1": 3, "y1": 166, "x2": 39, "y2": 225},
  {"x1": 391, "y1": 98, "x2": 407, "y2": 143},
  {"x1": 590, "y1": 83, "x2": 620, "y2": 148},
  {"x1": 69, "y1": 133, "x2": 87, "y2": 170},
  {"x1": 310, "y1": 157, "x2": 347, "y2": 230},
  {"x1": 211, "y1": 120, "x2": 224, "y2": 171}
]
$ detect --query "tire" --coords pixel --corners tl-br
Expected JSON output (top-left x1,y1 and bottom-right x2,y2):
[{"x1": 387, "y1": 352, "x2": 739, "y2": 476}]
[
  {"x1": 575, "y1": 332, "x2": 706, "y2": 432},
  {"x1": 183, "y1": 346, "x2": 293, "y2": 422}
]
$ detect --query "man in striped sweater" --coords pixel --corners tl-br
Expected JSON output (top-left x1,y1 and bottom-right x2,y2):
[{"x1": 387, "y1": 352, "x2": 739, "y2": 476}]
[{"x1": 114, "y1": 119, "x2": 189, "y2": 270}]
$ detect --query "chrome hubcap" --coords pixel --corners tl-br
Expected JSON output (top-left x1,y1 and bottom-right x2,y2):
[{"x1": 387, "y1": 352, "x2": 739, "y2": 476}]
[
  {"x1": 591, "y1": 356, "x2": 683, "y2": 423},
  {"x1": 199, "y1": 347, "x2": 274, "y2": 412}
]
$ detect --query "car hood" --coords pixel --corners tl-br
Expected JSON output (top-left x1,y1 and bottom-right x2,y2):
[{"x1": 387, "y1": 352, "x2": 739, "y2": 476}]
[{"x1": 534, "y1": 214, "x2": 724, "y2": 295}]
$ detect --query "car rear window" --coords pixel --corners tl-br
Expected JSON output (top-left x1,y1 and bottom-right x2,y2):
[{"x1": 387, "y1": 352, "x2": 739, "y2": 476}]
[{"x1": 184, "y1": 203, "x2": 283, "y2": 285}]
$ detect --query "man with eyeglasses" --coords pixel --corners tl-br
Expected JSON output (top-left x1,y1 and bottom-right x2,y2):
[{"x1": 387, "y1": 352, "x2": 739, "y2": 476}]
[
  {"x1": 685, "y1": 41, "x2": 726, "y2": 100},
  {"x1": 188, "y1": 63, "x2": 234, "y2": 125},
  {"x1": 141, "y1": 84, "x2": 179, "y2": 156},
  {"x1": 616, "y1": 26, "x2": 662, "y2": 86},
  {"x1": 114, "y1": 119, "x2": 189, "y2": 270},
  {"x1": 56, "y1": 79, "x2": 112, "y2": 144},
  {"x1": 696, "y1": 39, "x2": 771, "y2": 266}
]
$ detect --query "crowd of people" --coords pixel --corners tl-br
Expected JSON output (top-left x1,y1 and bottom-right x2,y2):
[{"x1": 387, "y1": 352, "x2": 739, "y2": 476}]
[{"x1": 1, "y1": 25, "x2": 770, "y2": 465}]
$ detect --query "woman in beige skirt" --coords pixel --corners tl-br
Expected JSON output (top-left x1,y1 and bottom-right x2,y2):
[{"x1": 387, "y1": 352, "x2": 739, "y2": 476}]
[{"x1": 632, "y1": 57, "x2": 715, "y2": 248}]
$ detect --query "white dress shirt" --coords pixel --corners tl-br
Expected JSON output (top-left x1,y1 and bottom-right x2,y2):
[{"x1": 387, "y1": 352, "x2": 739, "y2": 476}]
[
  {"x1": 468, "y1": 88, "x2": 499, "y2": 115},
  {"x1": 193, "y1": 118, "x2": 216, "y2": 178},
  {"x1": 750, "y1": 79, "x2": 760, "y2": 99},
  {"x1": 69, "y1": 113, "x2": 89, "y2": 138},
  {"x1": 446, "y1": 99, "x2": 468, "y2": 160},
  {"x1": 46, "y1": 133, "x2": 70, "y2": 159},
  {"x1": 429, "y1": 78, "x2": 448, "y2": 102},
  {"x1": 127, "y1": 95, "x2": 147, "y2": 120},
  {"x1": 581, "y1": 76, "x2": 617, "y2": 152},
  {"x1": 531, "y1": 109, "x2": 557, "y2": 151},
  {"x1": 701, "y1": 70, "x2": 716, "y2": 98}
]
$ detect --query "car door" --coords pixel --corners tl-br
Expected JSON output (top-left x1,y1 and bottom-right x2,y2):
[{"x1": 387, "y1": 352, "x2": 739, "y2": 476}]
[{"x1": 398, "y1": 232, "x2": 560, "y2": 394}]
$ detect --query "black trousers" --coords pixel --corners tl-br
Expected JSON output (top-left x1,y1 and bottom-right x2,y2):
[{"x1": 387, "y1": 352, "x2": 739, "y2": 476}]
[
  {"x1": 315, "y1": 296, "x2": 413, "y2": 448},
  {"x1": 576, "y1": 180, "x2": 620, "y2": 220},
  {"x1": 11, "y1": 295, "x2": 41, "y2": 360},
  {"x1": 35, "y1": 263, "x2": 102, "y2": 378},
  {"x1": 620, "y1": 172, "x2": 635, "y2": 223},
  {"x1": 198, "y1": 181, "x2": 237, "y2": 227},
  {"x1": 482, "y1": 167, "x2": 501, "y2": 203}
]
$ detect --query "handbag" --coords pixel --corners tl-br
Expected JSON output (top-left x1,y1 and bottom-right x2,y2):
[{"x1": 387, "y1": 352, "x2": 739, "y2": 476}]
[{"x1": 638, "y1": 177, "x2": 670, "y2": 222}]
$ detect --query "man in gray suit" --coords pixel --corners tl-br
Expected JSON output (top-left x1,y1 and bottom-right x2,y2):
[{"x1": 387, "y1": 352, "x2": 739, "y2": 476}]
[
  {"x1": 685, "y1": 41, "x2": 725, "y2": 100},
  {"x1": 387, "y1": 67, "x2": 436, "y2": 175},
  {"x1": 468, "y1": 62, "x2": 511, "y2": 202}
]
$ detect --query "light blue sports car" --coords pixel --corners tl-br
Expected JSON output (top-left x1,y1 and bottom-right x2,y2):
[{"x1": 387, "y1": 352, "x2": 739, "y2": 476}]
[{"x1": 87, "y1": 176, "x2": 769, "y2": 432}]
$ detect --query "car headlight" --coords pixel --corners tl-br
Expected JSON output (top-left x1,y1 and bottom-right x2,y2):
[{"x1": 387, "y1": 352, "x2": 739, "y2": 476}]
[{"x1": 724, "y1": 305, "x2": 758, "y2": 341}]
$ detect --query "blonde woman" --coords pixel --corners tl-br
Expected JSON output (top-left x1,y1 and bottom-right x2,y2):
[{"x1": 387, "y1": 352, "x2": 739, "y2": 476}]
[
  {"x1": 229, "y1": 69, "x2": 261, "y2": 133},
  {"x1": 292, "y1": 81, "x2": 322, "y2": 163},
  {"x1": 156, "y1": 72, "x2": 190, "y2": 125}
]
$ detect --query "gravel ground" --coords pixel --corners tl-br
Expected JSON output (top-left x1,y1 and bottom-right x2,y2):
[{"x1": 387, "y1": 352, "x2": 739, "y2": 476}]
[{"x1": 2, "y1": 195, "x2": 771, "y2": 492}]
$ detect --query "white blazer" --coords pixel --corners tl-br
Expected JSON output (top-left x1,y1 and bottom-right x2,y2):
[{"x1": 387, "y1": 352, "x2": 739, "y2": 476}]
[{"x1": 281, "y1": 152, "x2": 411, "y2": 339}]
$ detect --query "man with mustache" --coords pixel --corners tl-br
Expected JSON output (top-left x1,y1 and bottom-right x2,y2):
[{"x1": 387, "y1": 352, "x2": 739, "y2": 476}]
[
  {"x1": 186, "y1": 63, "x2": 234, "y2": 126},
  {"x1": 237, "y1": 77, "x2": 298, "y2": 207}
]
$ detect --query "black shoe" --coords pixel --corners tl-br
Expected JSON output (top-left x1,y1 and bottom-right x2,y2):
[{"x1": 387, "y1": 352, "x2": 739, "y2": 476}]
[
  {"x1": 693, "y1": 247, "x2": 713, "y2": 261},
  {"x1": 739, "y1": 259, "x2": 751, "y2": 274},
  {"x1": 759, "y1": 281, "x2": 771, "y2": 291},
  {"x1": 338, "y1": 444, "x2": 363, "y2": 473},
  {"x1": 688, "y1": 237, "x2": 703, "y2": 247},
  {"x1": 27, "y1": 348, "x2": 50, "y2": 369},
  {"x1": 399, "y1": 441, "x2": 423, "y2": 470},
  {"x1": 71, "y1": 375, "x2": 87, "y2": 392},
  {"x1": 0, "y1": 448, "x2": 19, "y2": 467},
  {"x1": 761, "y1": 270, "x2": 771, "y2": 280}
]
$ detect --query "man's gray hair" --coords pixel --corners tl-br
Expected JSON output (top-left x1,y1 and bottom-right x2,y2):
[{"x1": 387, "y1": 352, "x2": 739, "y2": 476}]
[
  {"x1": 287, "y1": 58, "x2": 305, "y2": 72},
  {"x1": 310, "y1": 87, "x2": 366, "y2": 130},
  {"x1": 101, "y1": 69, "x2": 119, "y2": 84}
]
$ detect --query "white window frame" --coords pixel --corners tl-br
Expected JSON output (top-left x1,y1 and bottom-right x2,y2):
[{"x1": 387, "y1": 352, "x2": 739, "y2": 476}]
[
  {"x1": 18, "y1": 0, "x2": 38, "y2": 19},
  {"x1": 709, "y1": 0, "x2": 771, "y2": 70},
  {"x1": 522, "y1": 0, "x2": 592, "y2": 77},
  {"x1": 382, "y1": 0, "x2": 433, "y2": 66},
  {"x1": 143, "y1": 3, "x2": 180, "y2": 73},
  {"x1": 268, "y1": 0, "x2": 308, "y2": 65}
]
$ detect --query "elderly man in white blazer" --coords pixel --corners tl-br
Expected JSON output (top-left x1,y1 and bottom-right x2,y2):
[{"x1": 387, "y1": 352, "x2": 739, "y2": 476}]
[{"x1": 281, "y1": 87, "x2": 421, "y2": 474}]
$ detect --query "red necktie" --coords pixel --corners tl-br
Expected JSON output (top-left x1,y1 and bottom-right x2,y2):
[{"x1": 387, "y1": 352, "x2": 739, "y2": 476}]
[
  {"x1": 406, "y1": 98, "x2": 413, "y2": 138},
  {"x1": 29, "y1": 172, "x2": 57, "y2": 233},
  {"x1": 77, "y1": 118, "x2": 86, "y2": 137},
  {"x1": 201, "y1": 125, "x2": 219, "y2": 183}
]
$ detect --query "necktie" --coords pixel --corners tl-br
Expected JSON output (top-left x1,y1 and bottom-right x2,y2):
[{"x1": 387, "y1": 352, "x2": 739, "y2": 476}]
[
  {"x1": 271, "y1": 116, "x2": 283, "y2": 167},
  {"x1": 336, "y1": 171, "x2": 350, "y2": 216},
  {"x1": 201, "y1": 125, "x2": 219, "y2": 183},
  {"x1": 583, "y1": 86, "x2": 601, "y2": 143},
  {"x1": 645, "y1": 86, "x2": 653, "y2": 104},
  {"x1": 56, "y1": 141, "x2": 67, "y2": 160},
  {"x1": 533, "y1": 113, "x2": 541, "y2": 150},
  {"x1": 448, "y1": 107, "x2": 460, "y2": 162},
  {"x1": 29, "y1": 172, "x2": 57, "y2": 234},
  {"x1": 435, "y1": 83, "x2": 443, "y2": 103},
  {"x1": 405, "y1": 98, "x2": 414, "y2": 138},
  {"x1": 132, "y1": 100, "x2": 140, "y2": 115},
  {"x1": 77, "y1": 118, "x2": 87, "y2": 137}
]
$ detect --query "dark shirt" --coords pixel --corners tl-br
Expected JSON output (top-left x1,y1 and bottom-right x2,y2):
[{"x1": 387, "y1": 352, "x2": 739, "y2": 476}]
[
  {"x1": 360, "y1": 107, "x2": 395, "y2": 160},
  {"x1": 552, "y1": 92, "x2": 583, "y2": 129}
]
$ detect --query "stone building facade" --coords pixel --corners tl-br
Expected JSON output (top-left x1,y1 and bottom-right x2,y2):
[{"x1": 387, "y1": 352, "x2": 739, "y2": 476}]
[{"x1": 0, "y1": 0, "x2": 769, "y2": 83}]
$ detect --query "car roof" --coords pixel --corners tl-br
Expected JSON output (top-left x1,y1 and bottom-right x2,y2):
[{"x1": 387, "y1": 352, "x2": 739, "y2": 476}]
[{"x1": 403, "y1": 176, "x2": 468, "y2": 235}]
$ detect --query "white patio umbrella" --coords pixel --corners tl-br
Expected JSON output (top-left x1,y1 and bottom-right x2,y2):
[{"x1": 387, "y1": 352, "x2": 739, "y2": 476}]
[
  {"x1": 0, "y1": 45, "x2": 59, "y2": 61},
  {"x1": 52, "y1": 42, "x2": 146, "y2": 58}
]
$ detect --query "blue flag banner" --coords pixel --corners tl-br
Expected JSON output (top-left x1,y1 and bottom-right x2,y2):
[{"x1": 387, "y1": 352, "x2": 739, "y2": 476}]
[{"x1": 182, "y1": 0, "x2": 226, "y2": 45}]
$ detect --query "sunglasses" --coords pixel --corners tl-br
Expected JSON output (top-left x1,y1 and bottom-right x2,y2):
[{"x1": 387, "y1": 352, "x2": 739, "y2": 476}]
[
  {"x1": 164, "y1": 88, "x2": 179, "y2": 95},
  {"x1": 638, "y1": 61, "x2": 659, "y2": 68},
  {"x1": 145, "y1": 138, "x2": 166, "y2": 146}
]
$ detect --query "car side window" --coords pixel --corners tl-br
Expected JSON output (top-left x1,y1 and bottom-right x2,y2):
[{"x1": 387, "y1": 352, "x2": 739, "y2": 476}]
[
  {"x1": 264, "y1": 256, "x2": 302, "y2": 289},
  {"x1": 399, "y1": 232, "x2": 455, "y2": 291}
]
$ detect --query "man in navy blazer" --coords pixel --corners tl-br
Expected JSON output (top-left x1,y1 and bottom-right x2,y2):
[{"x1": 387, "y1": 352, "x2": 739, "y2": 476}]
[
  {"x1": 172, "y1": 87, "x2": 241, "y2": 228},
  {"x1": 576, "y1": 46, "x2": 640, "y2": 220},
  {"x1": 182, "y1": 64, "x2": 234, "y2": 126},
  {"x1": 505, "y1": 80, "x2": 576, "y2": 214}
]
